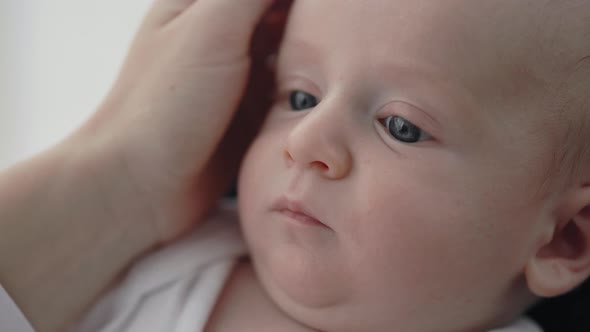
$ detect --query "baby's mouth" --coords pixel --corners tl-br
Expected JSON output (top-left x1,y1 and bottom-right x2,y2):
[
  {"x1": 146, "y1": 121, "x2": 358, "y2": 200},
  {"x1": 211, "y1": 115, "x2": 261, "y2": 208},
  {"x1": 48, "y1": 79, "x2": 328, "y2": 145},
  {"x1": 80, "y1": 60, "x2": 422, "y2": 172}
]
[
  {"x1": 271, "y1": 196, "x2": 331, "y2": 229},
  {"x1": 279, "y1": 208, "x2": 325, "y2": 226}
]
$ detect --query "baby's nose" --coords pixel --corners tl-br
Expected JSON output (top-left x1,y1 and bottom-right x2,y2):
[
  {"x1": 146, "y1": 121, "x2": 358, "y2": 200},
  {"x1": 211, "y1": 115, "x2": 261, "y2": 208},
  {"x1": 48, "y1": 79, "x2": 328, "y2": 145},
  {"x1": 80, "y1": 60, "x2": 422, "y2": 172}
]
[{"x1": 283, "y1": 106, "x2": 353, "y2": 180}]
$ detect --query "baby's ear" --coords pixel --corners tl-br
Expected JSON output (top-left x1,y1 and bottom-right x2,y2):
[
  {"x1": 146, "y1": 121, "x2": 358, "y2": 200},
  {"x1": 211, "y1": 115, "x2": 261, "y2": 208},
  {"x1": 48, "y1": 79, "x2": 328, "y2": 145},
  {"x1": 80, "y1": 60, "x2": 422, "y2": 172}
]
[{"x1": 525, "y1": 184, "x2": 590, "y2": 297}]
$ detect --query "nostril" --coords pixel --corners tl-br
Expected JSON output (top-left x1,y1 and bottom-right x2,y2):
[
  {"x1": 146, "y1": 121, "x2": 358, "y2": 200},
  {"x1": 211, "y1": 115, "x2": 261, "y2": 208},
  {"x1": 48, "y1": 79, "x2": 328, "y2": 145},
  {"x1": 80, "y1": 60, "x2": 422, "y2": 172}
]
[
  {"x1": 284, "y1": 150, "x2": 293, "y2": 161},
  {"x1": 310, "y1": 161, "x2": 329, "y2": 171},
  {"x1": 283, "y1": 150, "x2": 295, "y2": 166}
]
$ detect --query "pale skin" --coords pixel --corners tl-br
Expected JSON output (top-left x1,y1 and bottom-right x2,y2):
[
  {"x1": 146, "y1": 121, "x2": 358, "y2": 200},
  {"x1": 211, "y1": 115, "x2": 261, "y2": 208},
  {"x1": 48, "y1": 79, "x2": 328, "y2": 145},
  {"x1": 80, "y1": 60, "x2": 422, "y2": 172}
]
[
  {"x1": 232, "y1": 1, "x2": 590, "y2": 332},
  {"x1": 1, "y1": 1, "x2": 590, "y2": 332}
]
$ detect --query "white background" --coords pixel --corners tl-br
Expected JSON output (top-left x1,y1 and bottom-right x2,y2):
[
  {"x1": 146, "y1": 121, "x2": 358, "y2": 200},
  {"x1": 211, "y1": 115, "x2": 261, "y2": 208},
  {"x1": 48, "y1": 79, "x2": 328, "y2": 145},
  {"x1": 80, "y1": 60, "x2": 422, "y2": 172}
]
[{"x1": 0, "y1": 0, "x2": 154, "y2": 170}]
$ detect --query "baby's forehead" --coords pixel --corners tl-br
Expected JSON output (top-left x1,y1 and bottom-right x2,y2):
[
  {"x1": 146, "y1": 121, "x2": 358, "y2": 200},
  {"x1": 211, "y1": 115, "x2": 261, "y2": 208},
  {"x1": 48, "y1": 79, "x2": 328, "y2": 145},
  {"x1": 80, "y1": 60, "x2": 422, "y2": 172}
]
[
  {"x1": 287, "y1": 0, "x2": 590, "y2": 70},
  {"x1": 282, "y1": 0, "x2": 588, "y2": 101}
]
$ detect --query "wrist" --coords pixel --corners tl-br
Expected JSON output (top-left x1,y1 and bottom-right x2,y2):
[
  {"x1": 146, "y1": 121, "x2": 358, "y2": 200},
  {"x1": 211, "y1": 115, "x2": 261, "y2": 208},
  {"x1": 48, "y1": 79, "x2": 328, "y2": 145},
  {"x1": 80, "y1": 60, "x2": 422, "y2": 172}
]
[
  {"x1": 0, "y1": 139, "x2": 157, "y2": 332},
  {"x1": 61, "y1": 135, "x2": 160, "y2": 252}
]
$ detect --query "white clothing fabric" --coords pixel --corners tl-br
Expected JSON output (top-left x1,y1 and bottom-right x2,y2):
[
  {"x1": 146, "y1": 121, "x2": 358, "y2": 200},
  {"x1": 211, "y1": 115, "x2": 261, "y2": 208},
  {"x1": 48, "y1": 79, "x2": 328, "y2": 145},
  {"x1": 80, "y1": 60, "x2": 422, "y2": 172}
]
[
  {"x1": 489, "y1": 318, "x2": 543, "y2": 332},
  {"x1": 0, "y1": 285, "x2": 35, "y2": 332},
  {"x1": 1, "y1": 206, "x2": 543, "y2": 332},
  {"x1": 72, "y1": 206, "x2": 247, "y2": 332}
]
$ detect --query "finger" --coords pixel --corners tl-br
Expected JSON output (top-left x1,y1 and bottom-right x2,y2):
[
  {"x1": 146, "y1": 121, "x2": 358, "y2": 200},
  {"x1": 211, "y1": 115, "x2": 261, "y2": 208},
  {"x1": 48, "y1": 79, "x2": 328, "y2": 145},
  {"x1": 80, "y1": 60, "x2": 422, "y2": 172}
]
[
  {"x1": 251, "y1": 0, "x2": 294, "y2": 60},
  {"x1": 234, "y1": 0, "x2": 292, "y2": 143},
  {"x1": 142, "y1": 0, "x2": 198, "y2": 28},
  {"x1": 180, "y1": 0, "x2": 277, "y2": 65},
  {"x1": 199, "y1": 2, "x2": 293, "y2": 201},
  {"x1": 248, "y1": 0, "x2": 293, "y2": 104}
]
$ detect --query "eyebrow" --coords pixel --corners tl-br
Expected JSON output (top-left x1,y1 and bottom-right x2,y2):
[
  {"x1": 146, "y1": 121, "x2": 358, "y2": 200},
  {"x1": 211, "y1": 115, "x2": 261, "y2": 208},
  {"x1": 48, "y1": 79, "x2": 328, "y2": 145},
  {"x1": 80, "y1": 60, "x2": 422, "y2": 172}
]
[
  {"x1": 576, "y1": 55, "x2": 590, "y2": 67},
  {"x1": 276, "y1": 38, "x2": 477, "y2": 121},
  {"x1": 276, "y1": 38, "x2": 325, "y2": 70},
  {"x1": 378, "y1": 62, "x2": 477, "y2": 114}
]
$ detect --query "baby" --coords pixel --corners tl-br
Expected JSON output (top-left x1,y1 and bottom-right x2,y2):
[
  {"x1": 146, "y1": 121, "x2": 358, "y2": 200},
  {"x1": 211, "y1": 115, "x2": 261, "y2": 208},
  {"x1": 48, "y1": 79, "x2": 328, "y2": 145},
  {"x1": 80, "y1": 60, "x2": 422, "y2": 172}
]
[{"x1": 74, "y1": 0, "x2": 590, "y2": 331}]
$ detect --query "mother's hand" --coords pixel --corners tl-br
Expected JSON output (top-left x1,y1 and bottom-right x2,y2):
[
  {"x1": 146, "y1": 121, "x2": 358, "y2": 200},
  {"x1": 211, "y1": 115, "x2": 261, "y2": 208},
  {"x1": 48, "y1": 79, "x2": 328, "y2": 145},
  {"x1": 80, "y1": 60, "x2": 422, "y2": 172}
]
[
  {"x1": 0, "y1": 1, "x2": 290, "y2": 331},
  {"x1": 74, "y1": 0, "x2": 290, "y2": 243}
]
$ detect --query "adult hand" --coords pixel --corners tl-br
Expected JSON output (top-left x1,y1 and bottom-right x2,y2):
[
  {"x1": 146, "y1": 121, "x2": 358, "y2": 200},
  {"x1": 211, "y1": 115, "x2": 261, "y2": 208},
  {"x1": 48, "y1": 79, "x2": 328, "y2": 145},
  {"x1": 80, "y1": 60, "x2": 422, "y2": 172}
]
[
  {"x1": 0, "y1": 1, "x2": 290, "y2": 331},
  {"x1": 75, "y1": 0, "x2": 290, "y2": 243}
]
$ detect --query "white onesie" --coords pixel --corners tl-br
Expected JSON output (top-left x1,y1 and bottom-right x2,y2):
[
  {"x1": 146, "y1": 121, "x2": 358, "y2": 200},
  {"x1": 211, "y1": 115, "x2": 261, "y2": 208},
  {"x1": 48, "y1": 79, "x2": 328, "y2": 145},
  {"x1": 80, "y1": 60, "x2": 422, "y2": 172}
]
[
  {"x1": 71, "y1": 206, "x2": 247, "y2": 332},
  {"x1": 1, "y1": 205, "x2": 543, "y2": 332}
]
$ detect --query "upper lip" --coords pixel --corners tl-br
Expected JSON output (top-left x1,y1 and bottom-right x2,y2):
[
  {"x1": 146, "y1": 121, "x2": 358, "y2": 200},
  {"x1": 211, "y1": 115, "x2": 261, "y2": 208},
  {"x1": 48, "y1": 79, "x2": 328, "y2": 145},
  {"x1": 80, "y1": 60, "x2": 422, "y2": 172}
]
[{"x1": 271, "y1": 195, "x2": 330, "y2": 228}]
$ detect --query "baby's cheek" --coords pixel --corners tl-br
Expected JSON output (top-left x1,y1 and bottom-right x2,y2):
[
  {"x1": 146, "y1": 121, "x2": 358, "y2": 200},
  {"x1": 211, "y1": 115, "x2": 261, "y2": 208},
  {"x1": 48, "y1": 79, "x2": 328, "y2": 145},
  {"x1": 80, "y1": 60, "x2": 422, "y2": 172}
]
[{"x1": 353, "y1": 172, "x2": 485, "y2": 267}]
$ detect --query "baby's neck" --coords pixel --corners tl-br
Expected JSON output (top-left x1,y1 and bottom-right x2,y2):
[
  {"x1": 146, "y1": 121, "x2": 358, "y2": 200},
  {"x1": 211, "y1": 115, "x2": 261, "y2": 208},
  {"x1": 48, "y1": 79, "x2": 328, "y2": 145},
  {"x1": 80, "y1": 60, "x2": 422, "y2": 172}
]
[{"x1": 204, "y1": 257, "x2": 320, "y2": 332}]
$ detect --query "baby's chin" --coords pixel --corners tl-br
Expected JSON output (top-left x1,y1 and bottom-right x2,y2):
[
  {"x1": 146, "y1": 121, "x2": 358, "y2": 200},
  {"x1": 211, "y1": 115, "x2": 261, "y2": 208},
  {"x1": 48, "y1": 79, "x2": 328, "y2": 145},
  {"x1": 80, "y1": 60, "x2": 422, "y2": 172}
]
[
  {"x1": 265, "y1": 245, "x2": 348, "y2": 305},
  {"x1": 247, "y1": 241, "x2": 518, "y2": 332},
  {"x1": 249, "y1": 248, "x2": 359, "y2": 330}
]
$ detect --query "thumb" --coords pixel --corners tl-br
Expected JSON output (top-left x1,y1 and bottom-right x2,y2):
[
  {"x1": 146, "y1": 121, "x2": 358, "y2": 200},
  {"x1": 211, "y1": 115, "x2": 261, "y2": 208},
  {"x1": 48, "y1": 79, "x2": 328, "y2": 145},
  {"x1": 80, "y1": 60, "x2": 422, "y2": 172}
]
[{"x1": 178, "y1": 0, "x2": 277, "y2": 65}]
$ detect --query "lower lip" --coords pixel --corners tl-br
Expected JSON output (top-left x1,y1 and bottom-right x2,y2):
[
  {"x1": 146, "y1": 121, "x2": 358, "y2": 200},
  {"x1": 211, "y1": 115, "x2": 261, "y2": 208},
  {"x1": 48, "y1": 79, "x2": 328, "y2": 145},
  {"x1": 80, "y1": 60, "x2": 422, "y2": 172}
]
[{"x1": 279, "y1": 209, "x2": 328, "y2": 228}]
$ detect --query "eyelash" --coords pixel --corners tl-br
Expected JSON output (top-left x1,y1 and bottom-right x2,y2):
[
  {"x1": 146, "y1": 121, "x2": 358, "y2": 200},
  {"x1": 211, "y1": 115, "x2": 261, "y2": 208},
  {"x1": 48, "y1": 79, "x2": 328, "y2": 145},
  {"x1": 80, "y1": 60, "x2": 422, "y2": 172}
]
[{"x1": 286, "y1": 90, "x2": 431, "y2": 144}]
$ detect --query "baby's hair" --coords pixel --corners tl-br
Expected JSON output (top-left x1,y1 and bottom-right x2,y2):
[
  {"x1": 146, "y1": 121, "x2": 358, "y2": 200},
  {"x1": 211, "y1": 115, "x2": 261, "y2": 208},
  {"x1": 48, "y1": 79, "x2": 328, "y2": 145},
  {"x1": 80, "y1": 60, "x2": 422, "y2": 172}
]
[
  {"x1": 539, "y1": 1, "x2": 590, "y2": 191},
  {"x1": 553, "y1": 58, "x2": 590, "y2": 189}
]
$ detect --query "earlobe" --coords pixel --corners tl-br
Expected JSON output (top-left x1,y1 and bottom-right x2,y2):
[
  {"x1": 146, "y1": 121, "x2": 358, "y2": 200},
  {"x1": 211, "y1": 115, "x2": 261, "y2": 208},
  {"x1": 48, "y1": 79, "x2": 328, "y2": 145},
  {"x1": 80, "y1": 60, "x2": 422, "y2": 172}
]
[{"x1": 525, "y1": 187, "x2": 590, "y2": 298}]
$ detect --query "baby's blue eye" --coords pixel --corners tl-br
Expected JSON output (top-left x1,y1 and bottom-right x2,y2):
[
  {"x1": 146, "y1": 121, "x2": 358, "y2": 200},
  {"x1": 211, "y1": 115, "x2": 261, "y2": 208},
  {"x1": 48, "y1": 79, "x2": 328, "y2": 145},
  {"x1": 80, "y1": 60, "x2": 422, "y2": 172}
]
[
  {"x1": 289, "y1": 90, "x2": 319, "y2": 111},
  {"x1": 383, "y1": 116, "x2": 429, "y2": 143}
]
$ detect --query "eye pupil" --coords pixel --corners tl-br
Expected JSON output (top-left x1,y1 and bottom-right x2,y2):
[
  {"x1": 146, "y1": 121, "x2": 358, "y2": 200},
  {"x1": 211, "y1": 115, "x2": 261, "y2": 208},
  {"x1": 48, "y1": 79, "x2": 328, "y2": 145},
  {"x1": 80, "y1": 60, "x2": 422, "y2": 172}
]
[
  {"x1": 396, "y1": 119, "x2": 409, "y2": 135},
  {"x1": 387, "y1": 116, "x2": 422, "y2": 143},
  {"x1": 289, "y1": 91, "x2": 319, "y2": 111}
]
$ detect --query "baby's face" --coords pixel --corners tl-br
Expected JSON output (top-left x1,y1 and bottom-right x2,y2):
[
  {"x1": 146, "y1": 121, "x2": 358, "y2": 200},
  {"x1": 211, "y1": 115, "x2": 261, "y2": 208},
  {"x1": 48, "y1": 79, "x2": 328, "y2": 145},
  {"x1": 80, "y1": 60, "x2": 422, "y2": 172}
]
[{"x1": 238, "y1": 1, "x2": 569, "y2": 331}]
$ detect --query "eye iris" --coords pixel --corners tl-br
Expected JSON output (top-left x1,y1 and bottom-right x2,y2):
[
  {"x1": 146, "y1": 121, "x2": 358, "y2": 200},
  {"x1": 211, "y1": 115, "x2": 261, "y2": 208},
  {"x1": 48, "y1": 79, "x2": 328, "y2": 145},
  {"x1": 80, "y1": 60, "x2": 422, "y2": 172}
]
[
  {"x1": 289, "y1": 91, "x2": 318, "y2": 110},
  {"x1": 387, "y1": 116, "x2": 422, "y2": 143}
]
